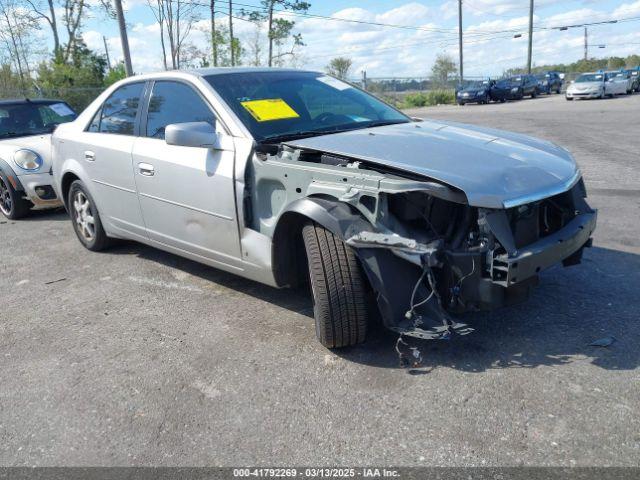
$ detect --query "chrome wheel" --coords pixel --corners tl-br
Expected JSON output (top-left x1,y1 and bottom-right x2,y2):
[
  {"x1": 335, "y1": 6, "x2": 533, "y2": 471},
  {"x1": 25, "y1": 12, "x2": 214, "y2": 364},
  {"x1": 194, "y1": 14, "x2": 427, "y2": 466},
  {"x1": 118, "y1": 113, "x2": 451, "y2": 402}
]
[
  {"x1": 73, "y1": 191, "x2": 95, "y2": 241},
  {"x1": 0, "y1": 176, "x2": 12, "y2": 216}
]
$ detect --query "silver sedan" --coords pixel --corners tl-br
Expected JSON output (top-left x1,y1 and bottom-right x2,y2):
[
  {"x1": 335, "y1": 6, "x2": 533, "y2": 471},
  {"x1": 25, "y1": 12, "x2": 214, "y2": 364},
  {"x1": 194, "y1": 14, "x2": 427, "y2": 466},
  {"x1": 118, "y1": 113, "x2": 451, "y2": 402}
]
[{"x1": 52, "y1": 68, "x2": 596, "y2": 348}]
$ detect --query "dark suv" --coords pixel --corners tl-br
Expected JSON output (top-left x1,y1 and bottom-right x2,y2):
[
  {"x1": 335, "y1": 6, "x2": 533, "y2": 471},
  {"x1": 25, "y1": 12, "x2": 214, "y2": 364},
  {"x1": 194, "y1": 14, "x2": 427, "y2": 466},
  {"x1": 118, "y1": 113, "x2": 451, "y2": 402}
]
[
  {"x1": 490, "y1": 75, "x2": 538, "y2": 101},
  {"x1": 535, "y1": 71, "x2": 563, "y2": 94}
]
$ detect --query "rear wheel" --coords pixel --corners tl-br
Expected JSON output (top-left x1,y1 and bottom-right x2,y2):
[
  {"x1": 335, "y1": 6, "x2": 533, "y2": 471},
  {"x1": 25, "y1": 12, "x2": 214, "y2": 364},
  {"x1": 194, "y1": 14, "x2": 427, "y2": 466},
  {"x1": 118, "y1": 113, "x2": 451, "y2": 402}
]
[
  {"x1": 302, "y1": 222, "x2": 368, "y2": 349},
  {"x1": 68, "y1": 180, "x2": 111, "y2": 251},
  {"x1": 0, "y1": 173, "x2": 31, "y2": 220}
]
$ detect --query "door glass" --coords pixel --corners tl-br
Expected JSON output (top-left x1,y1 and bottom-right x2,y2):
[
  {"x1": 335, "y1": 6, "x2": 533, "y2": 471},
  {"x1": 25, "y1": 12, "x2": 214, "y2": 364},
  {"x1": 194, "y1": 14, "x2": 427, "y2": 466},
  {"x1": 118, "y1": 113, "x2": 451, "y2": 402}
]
[
  {"x1": 93, "y1": 82, "x2": 144, "y2": 135},
  {"x1": 145, "y1": 81, "x2": 216, "y2": 140}
]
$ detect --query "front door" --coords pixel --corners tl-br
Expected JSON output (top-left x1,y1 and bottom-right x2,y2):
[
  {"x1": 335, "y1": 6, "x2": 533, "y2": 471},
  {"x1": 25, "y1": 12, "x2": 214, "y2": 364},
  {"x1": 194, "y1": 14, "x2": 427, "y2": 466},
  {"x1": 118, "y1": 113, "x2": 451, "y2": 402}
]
[
  {"x1": 80, "y1": 82, "x2": 147, "y2": 240},
  {"x1": 132, "y1": 80, "x2": 241, "y2": 268}
]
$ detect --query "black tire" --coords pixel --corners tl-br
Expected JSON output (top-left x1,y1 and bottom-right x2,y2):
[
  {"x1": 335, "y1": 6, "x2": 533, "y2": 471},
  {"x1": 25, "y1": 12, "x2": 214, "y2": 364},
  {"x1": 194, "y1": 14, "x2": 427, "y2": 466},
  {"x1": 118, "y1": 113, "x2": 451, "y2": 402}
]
[
  {"x1": 68, "y1": 180, "x2": 111, "y2": 251},
  {"x1": 0, "y1": 172, "x2": 31, "y2": 220},
  {"x1": 566, "y1": 96, "x2": 573, "y2": 101},
  {"x1": 302, "y1": 222, "x2": 368, "y2": 348},
  {"x1": 531, "y1": 90, "x2": 537, "y2": 98}
]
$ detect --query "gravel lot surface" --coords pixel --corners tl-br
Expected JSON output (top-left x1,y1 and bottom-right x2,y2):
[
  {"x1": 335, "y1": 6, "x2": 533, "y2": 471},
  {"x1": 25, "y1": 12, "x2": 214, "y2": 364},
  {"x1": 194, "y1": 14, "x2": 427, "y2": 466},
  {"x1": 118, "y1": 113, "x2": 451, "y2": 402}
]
[{"x1": 1, "y1": 94, "x2": 639, "y2": 467}]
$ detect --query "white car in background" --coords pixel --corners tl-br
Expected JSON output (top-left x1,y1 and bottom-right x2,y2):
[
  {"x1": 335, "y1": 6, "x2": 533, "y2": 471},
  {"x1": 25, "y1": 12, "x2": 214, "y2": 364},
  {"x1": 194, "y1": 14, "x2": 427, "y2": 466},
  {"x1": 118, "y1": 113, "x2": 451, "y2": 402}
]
[
  {"x1": 605, "y1": 71, "x2": 632, "y2": 96},
  {"x1": 0, "y1": 99, "x2": 77, "y2": 219},
  {"x1": 565, "y1": 73, "x2": 607, "y2": 100}
]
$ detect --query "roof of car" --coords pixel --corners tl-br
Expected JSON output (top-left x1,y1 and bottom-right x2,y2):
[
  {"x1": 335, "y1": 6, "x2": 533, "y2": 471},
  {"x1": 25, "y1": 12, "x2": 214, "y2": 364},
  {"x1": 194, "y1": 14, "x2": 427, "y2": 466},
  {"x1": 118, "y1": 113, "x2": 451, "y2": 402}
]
[
  {"x1": 0, "y1": 98, "x2": 66, "y2": 106},
  {"x1": 186, "y1": 67, "x2": 318, "y2": 76}
]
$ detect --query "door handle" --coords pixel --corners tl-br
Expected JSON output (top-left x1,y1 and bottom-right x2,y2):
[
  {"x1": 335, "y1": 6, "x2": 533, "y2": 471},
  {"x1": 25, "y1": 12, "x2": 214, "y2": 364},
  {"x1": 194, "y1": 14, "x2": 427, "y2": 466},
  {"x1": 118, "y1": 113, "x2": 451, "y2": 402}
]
[
  {"x1": 138, "y1": 163, "x2": 155, "y2": 176},
  {"x1": 84, "y1": 150, "x2": 95, "y2": 162}
]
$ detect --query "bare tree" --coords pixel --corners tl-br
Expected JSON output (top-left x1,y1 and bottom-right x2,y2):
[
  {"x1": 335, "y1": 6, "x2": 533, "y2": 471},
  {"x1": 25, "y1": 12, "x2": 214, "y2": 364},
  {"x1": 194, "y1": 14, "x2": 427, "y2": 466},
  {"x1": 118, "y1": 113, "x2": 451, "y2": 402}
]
[
  {"x1": 246, "y1": 21, "x2": 263, "y2": 66},
  {"x1": 147, "y1": 0, "x2": 197, "y2": 69},
  {"x1": 62, "y1": 0, "x2": 87, "y2": 62},
  {"x1": 0, "y1": 0, "x2": 41, "y2": 86},
  {"x1": 24, "y1": 0, "x2": 61, "y2": 58}
]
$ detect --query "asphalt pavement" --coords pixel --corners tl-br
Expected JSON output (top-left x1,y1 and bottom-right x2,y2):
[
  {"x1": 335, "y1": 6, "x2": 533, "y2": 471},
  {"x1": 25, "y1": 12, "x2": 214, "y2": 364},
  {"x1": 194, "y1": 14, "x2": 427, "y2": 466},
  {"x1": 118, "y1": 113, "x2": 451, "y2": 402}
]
[{"x1": 1, "y1": 93, "x2": 639, "y2": 466}]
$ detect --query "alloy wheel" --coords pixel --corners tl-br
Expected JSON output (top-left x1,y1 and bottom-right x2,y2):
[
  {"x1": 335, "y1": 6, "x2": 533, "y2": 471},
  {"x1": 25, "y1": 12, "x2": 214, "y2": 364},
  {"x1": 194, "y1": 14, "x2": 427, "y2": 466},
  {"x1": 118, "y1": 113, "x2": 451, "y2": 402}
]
[
  {"x1": 0, "y1": 176, "x2": 12, "y2": 216},
  {"x1": 73, "y1": 191, "x2": 95, "y2": 242}
]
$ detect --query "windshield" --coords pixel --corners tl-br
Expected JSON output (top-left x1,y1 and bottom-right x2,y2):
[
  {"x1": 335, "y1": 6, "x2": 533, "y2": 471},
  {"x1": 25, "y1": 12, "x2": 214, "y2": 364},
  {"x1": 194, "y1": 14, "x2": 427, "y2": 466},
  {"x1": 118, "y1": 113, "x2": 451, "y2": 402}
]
[
  {"x1": 576, "y1": 74, "x2": 603, "y2": 83},
  {"x1": 0, "y1": 102, "x2": 76, "y2": 139},
  {"x1": 205, "y1": 71, "x2": 410, "y2": 142},
  {"x1": 462, "y1": 80, "x2": 488, "y2": 89}
]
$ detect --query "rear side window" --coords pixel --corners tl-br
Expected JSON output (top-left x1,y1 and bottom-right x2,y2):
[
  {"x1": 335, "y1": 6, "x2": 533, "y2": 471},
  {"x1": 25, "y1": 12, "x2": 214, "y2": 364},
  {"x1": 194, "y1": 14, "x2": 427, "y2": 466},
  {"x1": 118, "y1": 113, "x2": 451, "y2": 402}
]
[
  {"x1": 89, "y1": 82, "x2": 144, "y2": 135},
  {"x1": 145, "y1": 81, "x2": 216, "y2": 139}
]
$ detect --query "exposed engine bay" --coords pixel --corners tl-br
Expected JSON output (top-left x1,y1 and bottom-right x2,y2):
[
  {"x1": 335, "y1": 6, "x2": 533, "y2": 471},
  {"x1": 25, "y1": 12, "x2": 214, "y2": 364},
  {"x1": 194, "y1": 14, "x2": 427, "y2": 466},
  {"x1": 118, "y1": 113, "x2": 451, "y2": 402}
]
[{"x1": 247, "y1": 143, "x2": 597, "y2": 340}]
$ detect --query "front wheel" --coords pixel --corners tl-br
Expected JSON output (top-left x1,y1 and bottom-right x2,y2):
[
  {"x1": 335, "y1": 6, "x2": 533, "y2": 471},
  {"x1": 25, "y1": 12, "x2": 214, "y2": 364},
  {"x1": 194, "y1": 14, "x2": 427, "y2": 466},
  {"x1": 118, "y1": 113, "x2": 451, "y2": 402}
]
[
  {"x1": 68, "y1": 180, "x2": 111, "y2": 251},
  {"x1": 0, "y1": 172, "x2": 31, "y2": 220},
  {"x1": 302, "y1": 222, "x2": 368, "y2": 348}
]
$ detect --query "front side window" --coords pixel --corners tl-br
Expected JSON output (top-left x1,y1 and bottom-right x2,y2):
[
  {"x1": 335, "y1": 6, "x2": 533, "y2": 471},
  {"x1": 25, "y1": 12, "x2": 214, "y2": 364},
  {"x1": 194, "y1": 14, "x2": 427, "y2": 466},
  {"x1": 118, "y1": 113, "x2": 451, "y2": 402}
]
[
  {"x1": 205, "y1": 71, "x2": 409, "y2": 142},
  {"x1": 145, "y1": 81, "x2": 216, "y2": 139},
  {"x1": 90, "y1": 82, "x2": 144, "y2": 135}
]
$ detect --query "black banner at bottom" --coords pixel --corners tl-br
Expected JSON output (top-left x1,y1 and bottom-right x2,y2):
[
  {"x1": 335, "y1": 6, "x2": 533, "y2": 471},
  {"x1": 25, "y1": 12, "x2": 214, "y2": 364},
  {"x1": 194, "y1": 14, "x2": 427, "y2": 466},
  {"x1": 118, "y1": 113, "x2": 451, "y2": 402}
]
[{"x1": 0, "y1": 467, "x2": 638, "y2": 480}]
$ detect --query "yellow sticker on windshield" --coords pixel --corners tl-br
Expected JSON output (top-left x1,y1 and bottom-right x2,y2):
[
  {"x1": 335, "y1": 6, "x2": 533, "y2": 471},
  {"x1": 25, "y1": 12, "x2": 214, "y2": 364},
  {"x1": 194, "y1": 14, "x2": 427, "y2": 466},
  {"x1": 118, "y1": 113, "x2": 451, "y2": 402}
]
[{"x1": 241, "y1": 98, "x2": 300, "y2": 122}]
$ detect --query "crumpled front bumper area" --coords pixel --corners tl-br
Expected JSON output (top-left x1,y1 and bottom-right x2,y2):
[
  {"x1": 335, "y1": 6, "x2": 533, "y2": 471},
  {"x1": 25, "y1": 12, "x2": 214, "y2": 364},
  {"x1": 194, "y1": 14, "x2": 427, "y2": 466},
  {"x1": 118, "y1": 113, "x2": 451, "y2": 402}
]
[{"x1": 353, "y1": 184, "x2": 597, "y2": 340}]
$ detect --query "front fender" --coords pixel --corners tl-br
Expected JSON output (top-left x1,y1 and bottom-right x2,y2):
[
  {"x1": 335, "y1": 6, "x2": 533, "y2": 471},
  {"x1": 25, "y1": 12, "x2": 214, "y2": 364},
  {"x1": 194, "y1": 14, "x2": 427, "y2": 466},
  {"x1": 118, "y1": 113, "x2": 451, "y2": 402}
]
[
  {"x1": 0, "y1": 158, "x2": 24, "y2": 192},
  {"x1": 271, "y1": 196, "x2": 373, "y2": 288}
]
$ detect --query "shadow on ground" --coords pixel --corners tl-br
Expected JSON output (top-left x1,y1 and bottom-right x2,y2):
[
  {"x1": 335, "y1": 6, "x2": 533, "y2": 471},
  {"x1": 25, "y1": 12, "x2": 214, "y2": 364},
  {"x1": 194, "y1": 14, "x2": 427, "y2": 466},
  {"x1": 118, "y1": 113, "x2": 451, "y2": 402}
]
[{"x1": 103, "y1": 241, "x2": 640, "y2": 374}]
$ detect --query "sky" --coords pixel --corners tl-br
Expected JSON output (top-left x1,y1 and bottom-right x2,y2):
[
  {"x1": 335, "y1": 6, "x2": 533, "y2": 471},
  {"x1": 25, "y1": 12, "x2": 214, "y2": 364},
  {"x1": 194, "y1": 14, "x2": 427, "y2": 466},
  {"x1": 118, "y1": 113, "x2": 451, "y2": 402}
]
[{"x1": 60, "y1": 0, "x2": 640, "y2": 78}]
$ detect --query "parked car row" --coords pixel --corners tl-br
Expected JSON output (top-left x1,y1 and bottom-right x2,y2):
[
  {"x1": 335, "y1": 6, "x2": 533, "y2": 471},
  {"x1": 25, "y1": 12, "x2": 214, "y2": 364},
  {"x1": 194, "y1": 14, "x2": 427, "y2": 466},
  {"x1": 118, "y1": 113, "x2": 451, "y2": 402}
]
[
  {"x1": 566, "y1": 69, "x2": 640, "y2": 100},
  {"x1": 457, "y1": 68, "x2": 640, "y2": 105},
  {"x1": 0, "y1": 68, "x2": 597, "y2": 348},
  {"x1": 456, "y1": 72, "x2": 560, "y2": 105}
]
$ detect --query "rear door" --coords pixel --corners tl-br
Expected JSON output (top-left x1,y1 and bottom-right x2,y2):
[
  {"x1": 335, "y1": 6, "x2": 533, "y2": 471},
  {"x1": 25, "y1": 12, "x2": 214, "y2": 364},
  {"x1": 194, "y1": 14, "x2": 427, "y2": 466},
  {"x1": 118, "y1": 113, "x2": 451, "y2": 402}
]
[
  {"x1": 78, "y1": 82, "x2": 147, "y2": 240},
  {"x1": 132, "y1": 80, "x2": 241, "y2": 266}
]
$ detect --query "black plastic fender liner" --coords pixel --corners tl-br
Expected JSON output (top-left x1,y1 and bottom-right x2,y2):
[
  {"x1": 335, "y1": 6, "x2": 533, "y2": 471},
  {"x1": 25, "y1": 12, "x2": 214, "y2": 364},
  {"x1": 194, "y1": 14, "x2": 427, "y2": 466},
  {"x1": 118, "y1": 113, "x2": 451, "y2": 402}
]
[
  {"x1": 276, "y1": 196, "x2": 458, "y2": 336},
  {"x1": 0, "y1": 158, "x2": 25, "y2": 192},
  {"x1": 280, "y1": 196, "x2": 375, "y2": 240},
  {"x1": 271, "y1": 196, "x2": 374, "y2": 288}
]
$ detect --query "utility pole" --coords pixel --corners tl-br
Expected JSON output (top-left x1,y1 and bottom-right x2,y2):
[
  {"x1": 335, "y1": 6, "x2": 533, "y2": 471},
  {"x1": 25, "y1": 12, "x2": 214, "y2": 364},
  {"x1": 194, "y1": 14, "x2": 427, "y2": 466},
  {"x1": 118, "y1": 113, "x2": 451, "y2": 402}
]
[
  {"x1": 229, "y1": 0, "x2": 235, "y2": 66},
  {"x1": 458, "y1": 0, "x2": 463, "y2": 84},
  {"x1": 210, "y1": 0, "x2": 217, "y2": 67},
  {"x1": 114, "y1": 0, "x2": 133, "y2": 76},
  {"x1": 103, "y1": 36, "x2": 111, "y2": 71},
  {"x1": 527, "y1": 0, "x2": 534, "y2": 73},
  {"x1": 362, "y1": 70, "x2": 367, "y2": 91},
  {"x1": 584, "y1": 27, "x2": 588, "y2": 60}
]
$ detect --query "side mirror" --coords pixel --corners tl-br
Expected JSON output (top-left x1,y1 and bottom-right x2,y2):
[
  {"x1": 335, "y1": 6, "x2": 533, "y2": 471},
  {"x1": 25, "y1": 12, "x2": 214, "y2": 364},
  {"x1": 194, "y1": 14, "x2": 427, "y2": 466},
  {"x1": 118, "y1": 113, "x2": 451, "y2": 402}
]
[{"x1": 165, "y1": 121, "x2": 221, "y2": 149}]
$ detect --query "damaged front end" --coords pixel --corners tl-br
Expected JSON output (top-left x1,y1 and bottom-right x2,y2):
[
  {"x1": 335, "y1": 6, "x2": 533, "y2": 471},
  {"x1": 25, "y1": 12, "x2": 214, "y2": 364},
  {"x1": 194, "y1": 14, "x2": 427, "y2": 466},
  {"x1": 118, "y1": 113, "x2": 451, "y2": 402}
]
[{"x1": 250, "y1": 144, "x2": 597, "y2": 340}]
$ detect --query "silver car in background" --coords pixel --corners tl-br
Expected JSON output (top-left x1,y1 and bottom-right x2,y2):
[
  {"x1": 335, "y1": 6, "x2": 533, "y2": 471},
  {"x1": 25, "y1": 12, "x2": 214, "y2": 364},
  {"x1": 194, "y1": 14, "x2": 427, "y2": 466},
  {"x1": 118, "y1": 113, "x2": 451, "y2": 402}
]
[{"x1": 52, "y1": 68, "x2": 596, "y2": 348}]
